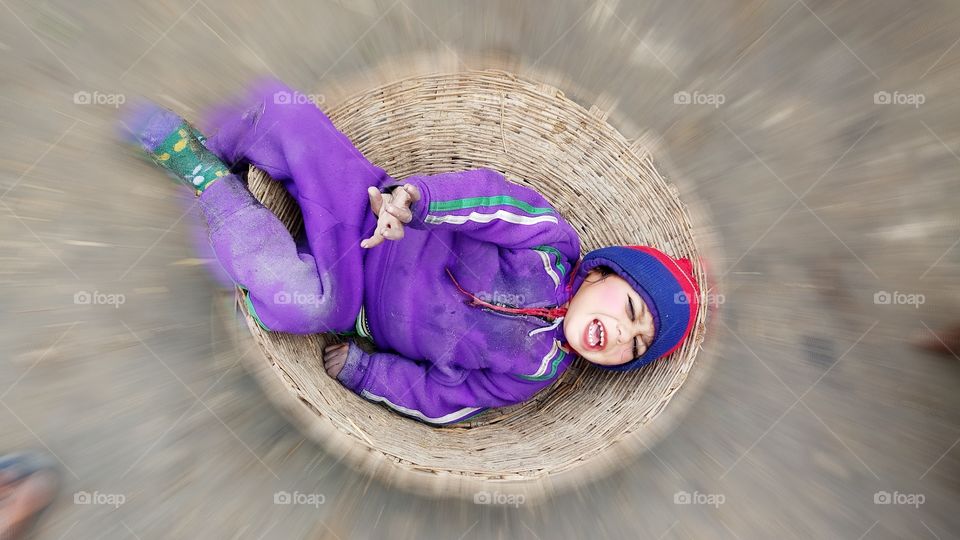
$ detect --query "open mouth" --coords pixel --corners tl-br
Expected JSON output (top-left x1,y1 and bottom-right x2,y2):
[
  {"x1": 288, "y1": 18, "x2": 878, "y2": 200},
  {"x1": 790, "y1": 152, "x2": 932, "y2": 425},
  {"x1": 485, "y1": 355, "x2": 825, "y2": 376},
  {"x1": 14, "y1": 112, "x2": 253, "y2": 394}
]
[{"x1": 582, "y1": 318, "x2": 606, "y2": 351}]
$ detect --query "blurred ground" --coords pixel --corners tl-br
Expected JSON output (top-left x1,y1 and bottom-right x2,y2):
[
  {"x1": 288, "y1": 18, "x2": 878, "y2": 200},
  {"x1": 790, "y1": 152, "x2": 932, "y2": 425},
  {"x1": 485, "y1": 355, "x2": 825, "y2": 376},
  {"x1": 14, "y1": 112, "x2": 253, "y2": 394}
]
[{"x1": 1, "y1": 0, "x2": 959, "y2": 538}]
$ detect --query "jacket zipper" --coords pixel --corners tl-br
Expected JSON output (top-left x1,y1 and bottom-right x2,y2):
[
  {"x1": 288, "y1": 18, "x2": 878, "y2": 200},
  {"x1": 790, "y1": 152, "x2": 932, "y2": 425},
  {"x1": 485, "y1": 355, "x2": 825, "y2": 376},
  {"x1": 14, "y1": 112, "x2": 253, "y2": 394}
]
[{"x1": 371, "y1": 238, "x2": 397, "y2": 343}]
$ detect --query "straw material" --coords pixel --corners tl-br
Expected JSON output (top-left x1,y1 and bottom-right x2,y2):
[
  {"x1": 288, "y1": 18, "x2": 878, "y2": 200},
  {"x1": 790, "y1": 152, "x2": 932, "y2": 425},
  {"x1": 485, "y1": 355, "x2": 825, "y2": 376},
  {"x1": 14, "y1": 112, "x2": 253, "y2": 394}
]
[{"x1": 234, "y1": 70, "x2": 708, "y2": 498}]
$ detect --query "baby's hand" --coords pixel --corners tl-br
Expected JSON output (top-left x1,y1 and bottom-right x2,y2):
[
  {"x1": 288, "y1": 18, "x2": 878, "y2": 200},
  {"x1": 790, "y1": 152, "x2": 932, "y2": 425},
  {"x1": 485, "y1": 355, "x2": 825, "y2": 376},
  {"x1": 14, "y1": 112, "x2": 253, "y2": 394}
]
[
  {"x1": 323, "y1": 342, "x2": 350, "y2": 379},
  {"x1": 360, "y1": 184, "x2": 421, "y2": 249}
]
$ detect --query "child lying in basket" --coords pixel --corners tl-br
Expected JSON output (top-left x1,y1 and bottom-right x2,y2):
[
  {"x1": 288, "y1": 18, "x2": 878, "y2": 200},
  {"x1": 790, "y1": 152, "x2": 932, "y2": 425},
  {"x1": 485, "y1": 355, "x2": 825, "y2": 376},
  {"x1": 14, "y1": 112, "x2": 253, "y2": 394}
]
[{"x1": 126, "y1": 78, "x2": 700, "y2": 426}]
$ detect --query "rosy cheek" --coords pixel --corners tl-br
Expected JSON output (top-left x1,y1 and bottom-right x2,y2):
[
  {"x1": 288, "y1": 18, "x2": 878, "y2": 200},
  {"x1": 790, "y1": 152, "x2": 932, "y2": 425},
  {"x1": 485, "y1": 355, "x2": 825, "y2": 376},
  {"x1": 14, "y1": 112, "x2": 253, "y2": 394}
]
[{"x1": 593, "y1": 286, "x2": 623, "y2": 317}]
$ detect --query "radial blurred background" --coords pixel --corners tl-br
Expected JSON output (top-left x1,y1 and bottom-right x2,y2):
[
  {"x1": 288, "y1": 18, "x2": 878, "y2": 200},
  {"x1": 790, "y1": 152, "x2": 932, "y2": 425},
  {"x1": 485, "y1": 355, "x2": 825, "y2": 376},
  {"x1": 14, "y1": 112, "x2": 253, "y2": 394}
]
[{"x1": 1, "y1": 0, "x2": 959, "y2": 538}]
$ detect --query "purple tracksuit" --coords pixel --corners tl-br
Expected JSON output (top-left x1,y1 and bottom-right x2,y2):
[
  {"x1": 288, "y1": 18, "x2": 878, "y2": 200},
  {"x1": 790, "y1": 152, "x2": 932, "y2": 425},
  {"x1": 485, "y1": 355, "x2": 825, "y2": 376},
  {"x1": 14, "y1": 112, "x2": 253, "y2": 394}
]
[{"x1": 198, "y1": 79, "x2": 582, "y2": 424}]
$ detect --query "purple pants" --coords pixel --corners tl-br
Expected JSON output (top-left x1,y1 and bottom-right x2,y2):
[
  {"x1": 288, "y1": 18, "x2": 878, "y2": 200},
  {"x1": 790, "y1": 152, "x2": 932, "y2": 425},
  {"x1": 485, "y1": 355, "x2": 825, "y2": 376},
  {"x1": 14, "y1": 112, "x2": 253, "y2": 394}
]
[{"x1": 197, "y1": 79, "x2": 388, "y2": 334}]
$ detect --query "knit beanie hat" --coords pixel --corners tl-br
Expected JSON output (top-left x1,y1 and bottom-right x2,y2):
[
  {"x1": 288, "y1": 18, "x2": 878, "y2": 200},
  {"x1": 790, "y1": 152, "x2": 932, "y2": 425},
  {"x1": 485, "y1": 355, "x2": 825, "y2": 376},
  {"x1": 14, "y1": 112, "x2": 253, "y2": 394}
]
[{"x1": 568, "y1": 245, "x2": 700, "y2": 371}]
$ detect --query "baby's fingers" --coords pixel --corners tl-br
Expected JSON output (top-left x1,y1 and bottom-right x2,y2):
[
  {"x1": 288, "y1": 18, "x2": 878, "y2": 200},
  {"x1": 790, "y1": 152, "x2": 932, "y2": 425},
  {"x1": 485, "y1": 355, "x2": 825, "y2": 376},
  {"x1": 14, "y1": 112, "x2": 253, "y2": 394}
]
[
  {"x1": 367, "y1": 186, "x2": 384, "y2": 217},
  {"x1": 361, "y1": 215, "x2": 404, "y2": 248},
  {"x1": 379, "y1": 214, "x2": 405, "y2": 241},
  {"x1": 360, "y1": 228, "x2": 384, "y2": 248},
  {"x1": 360, "y1": 218, "x2": 387, "y2": 248},
  {"x1": 402, "y1": 183, "x2": 421, "y2": 202},
  {"x1": 384, "y1": 201, "x2": 413, "y2": 223}
]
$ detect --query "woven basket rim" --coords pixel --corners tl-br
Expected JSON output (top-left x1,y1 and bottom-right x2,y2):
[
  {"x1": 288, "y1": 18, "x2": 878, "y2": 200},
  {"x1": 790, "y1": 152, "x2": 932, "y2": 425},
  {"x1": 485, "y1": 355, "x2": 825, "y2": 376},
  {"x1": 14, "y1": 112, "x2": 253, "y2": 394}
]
[{"x1": 231, "y1": 69, "x2": 711, "y2": 499}]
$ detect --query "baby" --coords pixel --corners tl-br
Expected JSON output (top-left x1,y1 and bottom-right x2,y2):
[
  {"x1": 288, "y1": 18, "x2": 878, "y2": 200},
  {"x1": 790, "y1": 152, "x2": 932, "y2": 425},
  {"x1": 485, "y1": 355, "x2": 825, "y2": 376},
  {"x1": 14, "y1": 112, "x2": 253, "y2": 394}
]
[{"x1": 127, "y1": 78, "x2": 700, "y2": 425}]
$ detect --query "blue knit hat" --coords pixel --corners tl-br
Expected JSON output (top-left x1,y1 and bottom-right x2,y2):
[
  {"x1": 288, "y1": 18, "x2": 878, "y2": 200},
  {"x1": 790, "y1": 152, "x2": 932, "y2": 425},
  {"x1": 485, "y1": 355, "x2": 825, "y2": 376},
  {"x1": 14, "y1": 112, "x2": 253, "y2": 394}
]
[{"x1": 568, "y1": 245, "x2": 700, "y2": 371}]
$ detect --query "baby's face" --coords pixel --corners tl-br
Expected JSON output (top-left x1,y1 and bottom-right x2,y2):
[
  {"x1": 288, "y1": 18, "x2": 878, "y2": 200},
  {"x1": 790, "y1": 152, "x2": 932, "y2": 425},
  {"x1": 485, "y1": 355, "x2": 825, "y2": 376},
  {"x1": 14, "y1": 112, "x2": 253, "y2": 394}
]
[{"x1": 563, "y1": 269, "x2": 656, "y2": 366}]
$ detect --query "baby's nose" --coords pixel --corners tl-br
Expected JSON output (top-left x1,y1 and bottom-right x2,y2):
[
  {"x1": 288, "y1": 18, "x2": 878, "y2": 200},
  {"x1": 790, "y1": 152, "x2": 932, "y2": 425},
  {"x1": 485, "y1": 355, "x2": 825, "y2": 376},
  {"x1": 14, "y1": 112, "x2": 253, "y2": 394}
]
[{"x1": 616, "y1": 323, "x2": 628, "y2": 344}]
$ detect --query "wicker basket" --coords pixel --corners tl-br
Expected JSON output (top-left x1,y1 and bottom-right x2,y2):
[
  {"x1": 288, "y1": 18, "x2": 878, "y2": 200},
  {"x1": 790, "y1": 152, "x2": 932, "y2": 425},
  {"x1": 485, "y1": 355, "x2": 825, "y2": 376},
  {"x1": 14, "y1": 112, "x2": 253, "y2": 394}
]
[{"x1": 233, "y1": 70, "x2": 708, "y2": 499}]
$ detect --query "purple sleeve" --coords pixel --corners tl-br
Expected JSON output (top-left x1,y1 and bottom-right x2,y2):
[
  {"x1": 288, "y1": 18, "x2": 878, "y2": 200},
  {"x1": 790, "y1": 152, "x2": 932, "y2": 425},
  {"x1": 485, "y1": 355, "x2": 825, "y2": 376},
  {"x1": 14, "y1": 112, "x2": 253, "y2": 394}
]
[
  {"x1": 381, "y1": 169, "x2": 579, "y2": 258},
  {"x1": 198, "y1": 175, "x2": 332, "y2": 334},
  {"x1": 336, "y1": 343, "x2": 563, "y2": 425}
]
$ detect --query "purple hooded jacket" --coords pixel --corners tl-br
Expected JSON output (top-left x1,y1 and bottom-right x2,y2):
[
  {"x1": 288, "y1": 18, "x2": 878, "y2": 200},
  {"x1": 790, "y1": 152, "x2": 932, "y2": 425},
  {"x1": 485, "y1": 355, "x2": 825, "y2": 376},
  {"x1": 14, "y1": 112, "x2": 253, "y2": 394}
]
[{"x1": 197, "y1": 79, "x2": 584, "y2": 424}]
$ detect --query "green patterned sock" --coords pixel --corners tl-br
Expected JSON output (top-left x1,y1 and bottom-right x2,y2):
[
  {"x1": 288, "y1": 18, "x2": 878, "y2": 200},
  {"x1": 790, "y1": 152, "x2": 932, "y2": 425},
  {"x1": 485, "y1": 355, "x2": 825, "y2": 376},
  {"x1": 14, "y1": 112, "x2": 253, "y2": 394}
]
[{"x1": 149, "y1": 122, "x2": 229, "y2": 194}]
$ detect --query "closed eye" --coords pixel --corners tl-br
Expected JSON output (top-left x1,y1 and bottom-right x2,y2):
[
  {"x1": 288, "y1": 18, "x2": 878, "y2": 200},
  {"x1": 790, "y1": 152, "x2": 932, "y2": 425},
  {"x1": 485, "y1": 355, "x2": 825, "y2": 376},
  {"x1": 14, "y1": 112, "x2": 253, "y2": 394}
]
[{"x1": 628, "y1": 296, "x2": 639, "y2": 358}]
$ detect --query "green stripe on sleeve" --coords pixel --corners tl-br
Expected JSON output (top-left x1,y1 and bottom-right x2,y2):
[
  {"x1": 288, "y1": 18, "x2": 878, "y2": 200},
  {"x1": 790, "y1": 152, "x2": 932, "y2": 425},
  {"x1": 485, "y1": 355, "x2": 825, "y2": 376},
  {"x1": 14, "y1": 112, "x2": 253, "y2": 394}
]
[
  {"x1": 429, "y1": 195, "x2": 555, "y2": 215},
  {"x1": 516, "y1": 349, "x2": 567, "y2": 381},
  {"x1": 532, "y1": 245, "x2": 567, "y2": 278}
]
